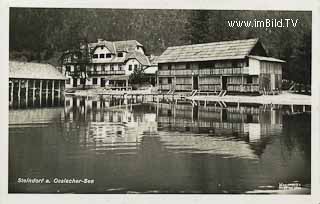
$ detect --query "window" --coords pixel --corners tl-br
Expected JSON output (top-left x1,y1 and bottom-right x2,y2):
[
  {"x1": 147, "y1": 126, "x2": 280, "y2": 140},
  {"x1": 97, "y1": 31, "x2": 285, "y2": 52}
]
[
  {"x1": 119, "y1": 65, "x2": 123, "y2": 71},
  {"x1": 247, "y1": 76, "x2": 253, "y2": 84},
  {"x1": 134, "y1": 64, "x2": 138, "y2": 70},
  {"x1": 159, "y1": 79, "x2": 162, "y2": 84},
  {"x1": 66, "y1": 66, "x2": 71, "y2": 72},
  {"x1": 80, "y1": 78, "x2": 85, "y2": 85},
  {"x1": 101, "y1": 64, "x2": 105, "y2": 72},
  {"x1": 110, "y1": 64, "x2": 114, "y2": 71},
  {"x1": 168, "y1": 78, "x2": 172, "y2": 84},
  {"x1": 186, "y1": 63, "x2": 190, "y2": 69},
  {"x1": 93, "y1": 64, "x2": 97, "y2": 72},
  {"x1": 106, "y1": 53, "x2": 112, "y2": 58},
  {"x1": 99, "y1": 54, "x2": 105, "y2": 58},
  {"x1": 129, "y1": 65, "x2": 132, "y2": 71},
  {"x1": 66, "y1": 78, "x2": 71, "y2": 84},
  {"x1": 168, "y1": 64, "x2": 172, "y2": 70},
  {"x1": 245, "y1": 57, "x2": 249, "y2": 67},
  {"x1": 93, "y1": 54, "x2": 98, "y2": 59},
  {"x1": 93, "y1": 78, "x2": 98, "y2": 85},
  {"x1": 117, "y1": 52, "x2": 123, "y2": 57}
]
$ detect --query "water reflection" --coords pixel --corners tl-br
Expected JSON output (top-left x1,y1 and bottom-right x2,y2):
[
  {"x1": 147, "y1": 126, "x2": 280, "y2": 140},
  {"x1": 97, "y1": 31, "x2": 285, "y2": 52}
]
[{"x1": 9, "y1": 95, "x2": 311, "y2": 194}]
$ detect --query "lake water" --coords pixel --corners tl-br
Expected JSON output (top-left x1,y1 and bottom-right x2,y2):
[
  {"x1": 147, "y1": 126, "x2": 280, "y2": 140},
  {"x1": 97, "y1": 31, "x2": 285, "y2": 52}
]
[{"x1": 9, "y1": 95, "x2": 311, "y2": 194}]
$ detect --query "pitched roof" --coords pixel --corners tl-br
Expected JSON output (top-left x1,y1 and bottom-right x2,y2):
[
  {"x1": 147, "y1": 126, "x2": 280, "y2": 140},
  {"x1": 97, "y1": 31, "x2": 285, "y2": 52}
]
[
  {"x1": 88, "y1": 40, "x2": 143, "y2": 54},
  {"x1": 114, "y1": 40, "x2": 143, "y2": 52},
  {"x1": 149, "y1": 55, "x2": 159, "y2": 66},
  {"x1": 9, "y1": 61, "x2": 66, "y2": 80},
  {"x1": 125, "y1": 51, "x2": 151, "y2": 66},
  {"x1": 248, "y1": 55, "x2": 285, "y2": 63},
  {"x1": 143, "y1": 66, "x2": 157, "y2": 74},
  {"x1": 157, "y1": 38, "x2": 260, "y2": 63}
]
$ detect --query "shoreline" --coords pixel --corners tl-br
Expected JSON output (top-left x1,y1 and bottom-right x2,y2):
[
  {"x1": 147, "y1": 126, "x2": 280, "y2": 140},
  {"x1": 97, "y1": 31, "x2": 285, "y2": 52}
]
[
  {"x1": 65, "y1": 89, "x2": 311, "y2": 106},
  {"x1": 188, "y1": 92, "x2": 311, "y2": 105}
]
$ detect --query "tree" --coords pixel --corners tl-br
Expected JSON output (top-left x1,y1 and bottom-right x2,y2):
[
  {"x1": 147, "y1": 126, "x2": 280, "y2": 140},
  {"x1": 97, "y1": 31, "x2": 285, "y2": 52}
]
[
  {"x1": 182, "y1": 10, "x2": 211, "y2": 44},
  {"x1": 129, "y1": 68, "x2": 148, "y2": 85}
]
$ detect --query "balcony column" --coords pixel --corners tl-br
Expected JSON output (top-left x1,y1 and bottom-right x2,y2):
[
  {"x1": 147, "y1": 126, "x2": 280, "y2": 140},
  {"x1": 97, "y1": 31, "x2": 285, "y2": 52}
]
[
  {"x1": 241, "y1": 75, "x2": 244, "y2": 92},
  {"x1": 126, "y1": 79, "x2": 128, "y2": 91}
]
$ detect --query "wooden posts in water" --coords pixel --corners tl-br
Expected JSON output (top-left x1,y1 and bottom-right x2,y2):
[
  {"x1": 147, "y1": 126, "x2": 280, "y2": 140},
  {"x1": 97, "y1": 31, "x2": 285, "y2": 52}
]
[
  {"x1": 9, "y1": 78, "x2": 65, "y2": 109},
  {"x1": 25, "y1": 80, "x2": 29, "y2": 107},
  {"x1": 46, "y1": 80, "x2": 49, "y2": 103},
  {"x1": 17, "y1": 80, "x2": 21, "y2": 108},
  {"x1": 10, "y1": 81, "x2": 14, "y2": 105},
  {"x1": 39, "y1": 80, "x2": 42, "y2": 106},
  {"x1": 32, "y1": 80, "x2": 36, "y2": 106},
  {"x1": 58, "y1": 80, "x2": 61, "y2": 99},
  {"x1": 52, "y1": 80, "x2": 55, "y2": 103}
]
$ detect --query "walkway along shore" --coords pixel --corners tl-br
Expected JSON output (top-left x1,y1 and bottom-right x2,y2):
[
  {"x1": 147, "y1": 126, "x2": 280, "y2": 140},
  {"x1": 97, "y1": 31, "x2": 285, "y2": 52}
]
[
  {"x1": 187, "y1": 92, "x2": 311, "y2": 106},
  {"x1": 65, "y1": 89, "x2": 311, "y2": 106}
]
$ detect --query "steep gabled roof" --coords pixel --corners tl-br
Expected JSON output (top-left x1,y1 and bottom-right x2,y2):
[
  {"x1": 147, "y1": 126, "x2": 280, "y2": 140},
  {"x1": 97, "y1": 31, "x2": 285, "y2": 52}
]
[
  {"x1": 157, "y1": 38, "x2": 261, "y2": 63},
  {"x1": 125, "y1": 51, "x2": 150, "y2": 66},
  {"x1": 88, "y1": 40, "x2": 143, "y2": 54},
  {"x1": 114, "y1": 40, "x2": 143, "y2": 52},
  {"x1": 9, "y1": 61, "x2": 66, "y2": 80}
]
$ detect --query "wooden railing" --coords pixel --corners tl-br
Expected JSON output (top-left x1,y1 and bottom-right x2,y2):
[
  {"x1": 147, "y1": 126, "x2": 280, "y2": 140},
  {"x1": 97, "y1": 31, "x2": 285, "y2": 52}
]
[
  {"x1": 227, "y1": 84, "x2": 259, "y2": 92},
  {"x1": 175, "y1": 84, "x2": 192, "y2": 90},
  {"x1": 158, "y1": 67, "x2": 249, "y2": 76},
  {"x1": 159, "y1": 84, "x2": 172, "y2": 90},
  {"x1": 88, "y1": 70, "x2": 125, "y2": 76},
  {"x1": 68, "y1": 70, "x2": 126, "y2": 76}
]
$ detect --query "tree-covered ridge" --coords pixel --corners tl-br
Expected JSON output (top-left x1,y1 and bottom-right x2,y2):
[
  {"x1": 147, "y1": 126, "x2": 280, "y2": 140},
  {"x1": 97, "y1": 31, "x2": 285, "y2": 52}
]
[{"x1": 9, "y1": 8, "x2": 311, "y2": 85}]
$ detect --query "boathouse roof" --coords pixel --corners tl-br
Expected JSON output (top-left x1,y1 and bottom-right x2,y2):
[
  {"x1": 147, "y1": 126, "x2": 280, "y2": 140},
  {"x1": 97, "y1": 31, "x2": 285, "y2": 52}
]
[
  {"x1": 157, "y1": 38, "x2": 283, "y2": 63},
  {"x1": 9, "y1": 61, "x2": 67, "y2": 80},
  {"x1": 248, "y1": 55, "x2": 285, "y2": 63}
]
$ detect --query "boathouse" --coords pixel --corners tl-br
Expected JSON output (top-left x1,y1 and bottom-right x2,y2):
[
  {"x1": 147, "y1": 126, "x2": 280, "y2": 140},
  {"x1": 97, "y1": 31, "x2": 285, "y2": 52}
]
[
  {"x1": 156, "y1": 38, "x2": 285, "y2": 94},
  {"x1": 9, "y1": 61, "x2": 66, "y2": 107}
]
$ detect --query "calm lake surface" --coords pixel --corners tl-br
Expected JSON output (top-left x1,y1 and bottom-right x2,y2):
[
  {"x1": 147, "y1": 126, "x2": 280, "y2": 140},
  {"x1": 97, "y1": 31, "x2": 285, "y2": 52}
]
[{"x1": 9, "y1": 95, "x2": 311, "y2": 194}]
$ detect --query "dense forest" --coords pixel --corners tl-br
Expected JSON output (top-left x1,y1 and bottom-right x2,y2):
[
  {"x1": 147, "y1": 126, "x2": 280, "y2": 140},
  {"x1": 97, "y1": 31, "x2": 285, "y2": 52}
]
[{"x1": 9, "y1": 8, "x2": 311, "y2": 85}]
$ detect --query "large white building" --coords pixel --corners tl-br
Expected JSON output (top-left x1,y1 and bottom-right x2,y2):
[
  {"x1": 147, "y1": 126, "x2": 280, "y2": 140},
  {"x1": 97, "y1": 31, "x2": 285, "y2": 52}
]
[{"x1": 62, "y1": 39, "x2": 151, "y2": 89}]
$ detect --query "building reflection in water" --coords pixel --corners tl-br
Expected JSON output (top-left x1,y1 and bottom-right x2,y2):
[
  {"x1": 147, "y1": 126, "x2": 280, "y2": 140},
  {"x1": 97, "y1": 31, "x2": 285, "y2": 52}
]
[
  {"x1": 62, "y1": 96, "x2": 306, "y2": 160},
  {"x1": 9, "y1": 95, "x2": 311, "y2": 193}
]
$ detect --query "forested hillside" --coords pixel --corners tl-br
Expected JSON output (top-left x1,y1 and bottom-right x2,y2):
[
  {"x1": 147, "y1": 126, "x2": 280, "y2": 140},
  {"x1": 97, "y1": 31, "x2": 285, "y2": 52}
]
[{"x1": 9, "y1": 8, "x2": 311, "y2": 85}]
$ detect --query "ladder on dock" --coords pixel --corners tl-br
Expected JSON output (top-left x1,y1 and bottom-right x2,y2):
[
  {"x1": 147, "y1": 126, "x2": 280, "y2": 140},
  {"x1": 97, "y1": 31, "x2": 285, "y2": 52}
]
[
  {"x1": 190, "y1": 90, "x2": 198, "y2": 97},
  {"x1": 218, "y1": 90, "x2": 227, "y2": 97},
  {"x1": 167, "y1": 88, "x2": 175, "y2": 94}
]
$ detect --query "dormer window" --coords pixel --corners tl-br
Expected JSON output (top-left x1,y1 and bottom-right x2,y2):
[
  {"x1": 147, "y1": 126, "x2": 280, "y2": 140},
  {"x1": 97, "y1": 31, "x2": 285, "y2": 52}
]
[
  {"x1": 100, "y1": 54, "x2": 105, "y2": 58},
  {"x1": 117, "y1": 52, "x2": 123, "y2": 57},
  {"x1": 93, "y1": 54, "x2": 98, "y2": 59},
  {"x1": 106, "y1": 54, "x2": 112, "y2": 58}
]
